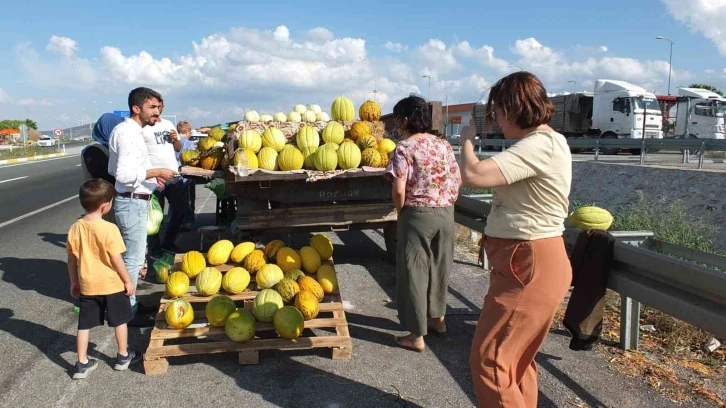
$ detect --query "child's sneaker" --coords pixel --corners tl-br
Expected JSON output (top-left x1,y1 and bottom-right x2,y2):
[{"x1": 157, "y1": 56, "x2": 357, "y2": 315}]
[
  {"x1": 113, "y1": 350, "x2": 142, "y2": 371},
  {"x1": 72, "y1": 358, "x2": 98, "y2": 380}
]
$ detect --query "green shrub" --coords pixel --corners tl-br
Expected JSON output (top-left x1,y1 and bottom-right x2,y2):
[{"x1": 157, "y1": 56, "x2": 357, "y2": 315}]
[{"x1": 611, "y1": 191, "x2": 718, "y2": 254}]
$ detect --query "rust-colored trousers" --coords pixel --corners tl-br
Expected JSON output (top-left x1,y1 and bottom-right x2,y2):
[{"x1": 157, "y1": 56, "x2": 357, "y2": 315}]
[{"x1": 470, "y1": 235, "x2": 572, "y2": 408}]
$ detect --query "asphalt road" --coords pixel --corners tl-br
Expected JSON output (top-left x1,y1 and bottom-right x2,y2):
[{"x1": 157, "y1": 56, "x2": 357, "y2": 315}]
[
  {"x1": 0, "y1": 154, "x2": 82, "y2": 226},
  {"x1": 0, "y1": 157, "x2": 719, "y2": 407}
]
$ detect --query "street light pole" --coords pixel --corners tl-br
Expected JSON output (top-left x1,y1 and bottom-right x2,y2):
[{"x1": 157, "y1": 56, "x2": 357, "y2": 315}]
[
  {"x1": 422, "y1": 75, "x2": 431, "y2": 101},
  {"x1": 656, "y1": 36, "x2": 674, "y2": 95},
  {"x1": 568, "y1": 80, "x2": 577, "y2": 92}
]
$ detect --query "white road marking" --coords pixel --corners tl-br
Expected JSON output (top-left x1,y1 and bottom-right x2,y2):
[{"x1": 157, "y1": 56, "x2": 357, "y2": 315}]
[
  {"x1": 76, "y1": 164, "x2": 81, "y2": 167},
  {"x1": 0, "y1": 154, "x2": 80, "y2": 169},
  {"x1": 0, "y1": 176, "x2": 28, "y2": 184},
  {"x1": 0, "y1": 195, "x2": 78, "y2": 229}
]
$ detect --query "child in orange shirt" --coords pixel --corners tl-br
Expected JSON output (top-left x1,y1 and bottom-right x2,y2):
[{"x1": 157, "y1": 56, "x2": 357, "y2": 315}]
[{"x1": 66, "y1": 179, "x2": 142, "y2": 379}]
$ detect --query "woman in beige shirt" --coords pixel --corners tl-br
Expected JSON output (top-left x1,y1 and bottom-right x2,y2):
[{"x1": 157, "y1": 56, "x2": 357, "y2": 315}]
[{"x1": 459, "y1": 71, "x2": 573, "y2": 408}]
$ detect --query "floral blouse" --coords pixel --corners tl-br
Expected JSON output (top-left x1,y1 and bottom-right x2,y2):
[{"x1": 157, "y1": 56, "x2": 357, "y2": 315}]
[{"x1": 385, "y1": 135, "x2": 462, "y2": 207}]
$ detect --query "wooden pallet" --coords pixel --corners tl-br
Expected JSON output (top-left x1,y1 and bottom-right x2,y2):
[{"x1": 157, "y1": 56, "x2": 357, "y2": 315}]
[{"x1": 145, "y1": 259, "x2": 352, "y2": 375}]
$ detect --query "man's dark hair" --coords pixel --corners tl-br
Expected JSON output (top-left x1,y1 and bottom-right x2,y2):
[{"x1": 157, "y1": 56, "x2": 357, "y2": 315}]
[
  {"x1": 392, "y1": 94, "x2": 433, "y2": 135},
  {"x1": 128, "y1": 87, "x2": 163, "y2": 112},
  {"x1": 79, "y1": 178, "x2": 116, "y2": 212}
]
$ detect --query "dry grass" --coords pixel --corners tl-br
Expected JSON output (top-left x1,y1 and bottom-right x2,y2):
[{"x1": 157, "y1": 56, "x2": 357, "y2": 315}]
[{"x1": 554, "y1": 290, "x2": 725, "y2": 407}]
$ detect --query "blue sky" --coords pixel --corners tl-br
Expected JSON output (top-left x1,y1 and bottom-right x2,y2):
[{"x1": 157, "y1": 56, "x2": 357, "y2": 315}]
[{"x1": 1, "y1": 0, "x2": 724, "y2": 130}]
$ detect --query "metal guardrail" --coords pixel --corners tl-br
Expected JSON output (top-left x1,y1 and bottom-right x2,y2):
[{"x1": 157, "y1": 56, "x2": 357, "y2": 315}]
[
  {"x1": 454, "y1": 194, "x2": 726, "y2": 351},
  {"x1": 450, "y1": 137, "x2": 726, "y2": 169}
]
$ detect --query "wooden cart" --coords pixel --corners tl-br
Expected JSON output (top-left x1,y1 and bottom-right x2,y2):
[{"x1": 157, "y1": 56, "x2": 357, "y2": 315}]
[{"x1": 224, "y1": 169, "x2": 398, "y2": 263}]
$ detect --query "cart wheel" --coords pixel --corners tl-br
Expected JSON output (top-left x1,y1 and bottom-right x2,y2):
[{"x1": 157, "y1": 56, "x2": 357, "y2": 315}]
[{"x1": 383, "y1": 224, "x2": 397, "y2": 265}]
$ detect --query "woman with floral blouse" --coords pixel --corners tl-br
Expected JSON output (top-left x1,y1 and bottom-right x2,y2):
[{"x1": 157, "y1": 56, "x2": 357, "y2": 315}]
[{"x1": 385, "y1": 94, "x2": 462, "y2": 352}]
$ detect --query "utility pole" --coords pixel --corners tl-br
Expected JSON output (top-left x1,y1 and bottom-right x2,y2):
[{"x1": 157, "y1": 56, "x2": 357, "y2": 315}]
[
  {"x1": 656, "y1": 36, "x2": 674, "y2": 95},
  {"x1": 422, "y1": 75, "x2": 431, "y2": 101}
]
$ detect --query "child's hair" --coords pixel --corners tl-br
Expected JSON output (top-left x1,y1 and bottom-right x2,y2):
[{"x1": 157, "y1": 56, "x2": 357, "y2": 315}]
[
  {"x1": 79, "y1": 178, "x2": 116, "y2": 212},
  {"x1": 177, "y1": 121, "x2": 192, "y2": 135}
]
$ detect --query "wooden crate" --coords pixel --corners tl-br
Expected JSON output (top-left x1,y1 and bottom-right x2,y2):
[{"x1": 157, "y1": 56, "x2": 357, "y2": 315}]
[{"x1": 145, "y1": 259, "x2": 352, "y2": 375}]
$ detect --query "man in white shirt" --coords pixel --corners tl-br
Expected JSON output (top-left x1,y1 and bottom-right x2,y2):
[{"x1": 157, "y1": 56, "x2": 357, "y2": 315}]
[
  {"x1": 142, "y1": 99, "x2": 190, "y2": 255},
  {"x1": 108, "y1": 87, "x2": 177, "y2": 316}
]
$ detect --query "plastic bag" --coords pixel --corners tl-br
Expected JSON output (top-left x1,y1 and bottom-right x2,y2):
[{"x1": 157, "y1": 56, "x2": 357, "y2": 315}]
[{"x1": 146, "y1": 194, "x2": 164, "y2": 235}]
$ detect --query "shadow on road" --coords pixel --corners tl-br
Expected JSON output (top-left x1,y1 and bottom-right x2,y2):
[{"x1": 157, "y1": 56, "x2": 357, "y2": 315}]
[
  {"x1": 0, "y1": 257, "x2": 70, "y2": 304},
  {"x1": 0, "y1": 308, "x2": 95, "y2": 379},
  {"x1": 38, "y1": 232, "x2": 68, "y2": 249},
  {"x1": 536, "y1": 352, "x2": 608, "y2": 408}
]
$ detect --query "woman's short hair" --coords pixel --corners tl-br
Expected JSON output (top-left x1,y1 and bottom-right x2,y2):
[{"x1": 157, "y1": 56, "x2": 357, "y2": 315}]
[
  {"x1": 392, "y1": 94, "x2": 432, "y2": 134},
  {"x1": 484, "y1": 71, "x2": 554, "y2": 129}
]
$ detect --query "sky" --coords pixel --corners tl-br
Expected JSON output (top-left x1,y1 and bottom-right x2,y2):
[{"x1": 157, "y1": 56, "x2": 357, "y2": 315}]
[{"x1": 1, "y1": 0, "x2": 725, "y2": 131}]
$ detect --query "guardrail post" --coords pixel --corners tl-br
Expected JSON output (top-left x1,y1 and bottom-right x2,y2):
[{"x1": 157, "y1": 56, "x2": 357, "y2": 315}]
[
  {"x1": 594, "y1": 140, "x2": 600, "y2": 161},
  {"x1": 682, "y1": 148, "x2": 688, "y2": 164},
  {"x1": 501, "y1": 139, "x2": 506, "y2": 152},
  {"x1": 619, "y1": 296, "x2": 641, "y2": 350},
  {"x1": 698, "y1": 141, "x2": 706, "y2": 169},
  {"x1": 639, "y1": 139, "x2": 646, "y2": 166}
]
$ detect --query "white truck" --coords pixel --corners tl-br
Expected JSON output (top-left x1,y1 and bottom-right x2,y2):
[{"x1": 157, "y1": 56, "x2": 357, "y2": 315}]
[
  {"x1": 671, "y1": 87, "x2": 726, "y2": 140},
  {"x1": 473, "y1": 79, "x2": 664, "y2": 155}
]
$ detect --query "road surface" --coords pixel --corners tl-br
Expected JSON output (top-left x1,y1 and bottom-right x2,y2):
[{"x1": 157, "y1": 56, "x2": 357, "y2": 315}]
[{"x1": 0, "y1": 157, "x2": 718, "y2": 407}]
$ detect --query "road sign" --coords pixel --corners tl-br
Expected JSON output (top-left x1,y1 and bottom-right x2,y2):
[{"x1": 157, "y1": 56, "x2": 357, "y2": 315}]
[
  {"x1": 448, "y1": 116, "x2": 462, "y2": 125},
  {"x1": 53, "y1": 128, "x2": 63, "y2": 137},
  {"x1": 113, "y1": 110, "x2": 131, "y2": 118}
]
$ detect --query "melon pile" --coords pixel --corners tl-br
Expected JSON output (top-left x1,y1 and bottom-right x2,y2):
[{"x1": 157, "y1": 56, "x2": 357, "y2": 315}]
[
  {"x1": 162, "y1": 234, "x2": 338, "y2": 342},
  {"x1": 231, "y1": 97, "x2": 396, "y2": 172},
  {"x1": 179, "y1": 126, "x2": 228, "y2": 170}
]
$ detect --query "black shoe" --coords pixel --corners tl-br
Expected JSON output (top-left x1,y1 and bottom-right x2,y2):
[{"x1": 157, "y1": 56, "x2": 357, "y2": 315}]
[
  {"x1": 72, "y1": 358, "x2": 99, "y2": 380},
  {"x1": 113, "y1": 350, "x2": 142, "y2": 371}
]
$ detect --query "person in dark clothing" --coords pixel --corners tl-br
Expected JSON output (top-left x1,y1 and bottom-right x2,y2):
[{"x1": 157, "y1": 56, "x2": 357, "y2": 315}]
[{"x1": 81, "y1": 113, "x2": 125, "y2": 222}]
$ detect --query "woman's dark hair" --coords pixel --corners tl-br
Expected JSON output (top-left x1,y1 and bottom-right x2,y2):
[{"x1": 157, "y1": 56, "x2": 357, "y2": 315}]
[
  {"x1": 392, "y1": 94, "x2": 432, "y2": 135},
  {"x1": 484, "y1": 71, "x2": 553, "y2": 130}
]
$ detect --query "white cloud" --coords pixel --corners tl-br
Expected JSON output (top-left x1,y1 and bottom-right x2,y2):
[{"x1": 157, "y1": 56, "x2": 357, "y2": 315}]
[
  {"x1": 18, "y1": 98, "x2": 56, "y2": 106},
  {"x1": 0, "y1": 88, "x2": 9, "y2": 103},
  {"x1": 16, "y1": 41, "x2": 97, "y2": 90},
  {"x1": 273, "y1": 25, "x2": 290, "y2": 42},
  {"x1": 8, "y1": 25, "x2": 706, "y2": 129},
  {"x1": 416, "y1": 39, "x2": 459, "y2": 76},
  {"x1": 46, "y1": 35, "x2": 78, "y2": 57},
  {"x1": 455, "y1": 41, "x2": 509, "y2": 72},
  {"x1": 662, "y1": 0, "x2": 726, "y2": 55},
  {"x1": 384, "y1": 41, "x2": 407, "y2": 52},
  {"x1": 307, "y1": 27, "x2": 334, "y2": 42}
]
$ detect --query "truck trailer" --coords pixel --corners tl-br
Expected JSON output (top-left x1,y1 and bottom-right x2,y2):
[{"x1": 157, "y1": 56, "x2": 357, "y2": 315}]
[{"x1": 473, "y1": 79, "x2": 664, "y2": 155}]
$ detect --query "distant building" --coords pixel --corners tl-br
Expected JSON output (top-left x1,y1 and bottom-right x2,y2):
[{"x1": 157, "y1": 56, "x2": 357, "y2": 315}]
[
  {"x1": 0, "y1": 128, "x2": 20, "y2": 143},
  {"x1": 442, "y1": 103, "x2": 475, "y2": 137}
]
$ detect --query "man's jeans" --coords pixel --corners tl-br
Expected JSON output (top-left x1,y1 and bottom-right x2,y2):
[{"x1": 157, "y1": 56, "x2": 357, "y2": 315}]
[{"x1": 114, "y1": 195, "x2": 149, "y2": 314}]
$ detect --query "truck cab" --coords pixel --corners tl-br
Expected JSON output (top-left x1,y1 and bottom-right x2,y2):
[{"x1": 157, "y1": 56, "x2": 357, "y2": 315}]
[
  {"x1": 673, "y1": 87, "x2": 726, "y2": 139},
  {"x1": 592, "y1": 79, "x2": 664, "y2": 141}
]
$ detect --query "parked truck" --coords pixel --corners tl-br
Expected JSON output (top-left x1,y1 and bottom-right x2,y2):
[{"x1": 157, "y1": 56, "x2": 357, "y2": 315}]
[
  {"x1": 667, "y1": 87, "x2": 726, "y2": 140},
  {"x1": 473, "y1": 79, "x2": 664, "y2": 155}
]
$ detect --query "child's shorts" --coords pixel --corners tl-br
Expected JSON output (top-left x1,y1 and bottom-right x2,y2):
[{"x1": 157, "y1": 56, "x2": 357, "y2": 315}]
[{"x1": 78, "y1": 291, "x2": 133, "y2": 330}]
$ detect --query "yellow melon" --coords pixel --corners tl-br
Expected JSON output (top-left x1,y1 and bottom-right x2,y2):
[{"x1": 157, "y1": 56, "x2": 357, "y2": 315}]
[
  {"x1": 242, "y1": 249, "x2": 266, "y2": 274},
  {"x1": 299, "y1": 246, "x2": 322, "y2": 275},
  {"x1": 310, "y1": 234, "x2": 333, "y2": 261},
  {"x1": 276, "y1": 247, "x2": 302, "y2": 272}
]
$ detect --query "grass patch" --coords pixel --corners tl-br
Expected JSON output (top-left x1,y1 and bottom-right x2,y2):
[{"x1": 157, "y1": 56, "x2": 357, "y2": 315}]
[
  {"x1": 0, "y1": 146, "x2": 56, "y2": 160},
  {"x1": 610, "y1": 191, "x2": 718, "y2": 254}
]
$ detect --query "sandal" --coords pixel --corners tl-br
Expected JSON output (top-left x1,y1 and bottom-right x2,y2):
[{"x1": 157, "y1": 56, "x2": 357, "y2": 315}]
[{"x1": 395, "y1": 335, "x2": 425, "y2": 352}]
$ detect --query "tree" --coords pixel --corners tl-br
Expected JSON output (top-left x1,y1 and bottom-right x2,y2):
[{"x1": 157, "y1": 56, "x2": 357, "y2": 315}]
[
  {"x1": 0, "y1": 119, "x2": 38, "y2": 130},
  {"x1": 688, "y1": 83, "x2": 724, "y2": 97}
]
